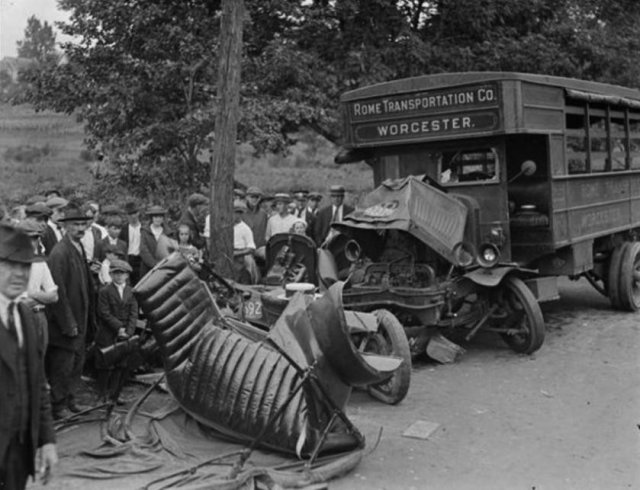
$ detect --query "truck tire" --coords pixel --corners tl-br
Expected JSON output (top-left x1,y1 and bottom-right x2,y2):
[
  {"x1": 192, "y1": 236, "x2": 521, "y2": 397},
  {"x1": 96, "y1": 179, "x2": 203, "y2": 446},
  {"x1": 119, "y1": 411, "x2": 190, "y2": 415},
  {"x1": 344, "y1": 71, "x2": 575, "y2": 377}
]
[
  {"x1": 618, "y1": 241, "x2": 640, "y2": 311},
  {"x1": 498, "y1": 276, "x2": 545, "y2": 354},
  {"x1": 364, "y1": 309, "x2": 412, "y2": 405},
  {"x1": 608, "y1": 242, "x2": 629, "y2": 309}
]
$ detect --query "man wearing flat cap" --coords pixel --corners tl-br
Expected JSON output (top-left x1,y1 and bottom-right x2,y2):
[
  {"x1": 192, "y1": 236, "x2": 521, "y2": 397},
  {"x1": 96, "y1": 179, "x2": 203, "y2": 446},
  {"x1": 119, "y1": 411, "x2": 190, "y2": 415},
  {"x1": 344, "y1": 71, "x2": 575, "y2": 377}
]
[
  {"x1": 42, "y1": 197, "x2": 68, "y2": 256},
  {"x1": 313, "y1": 185, "x2": 354, "y2": 245},
  {"x1": 45, "y1": 201, "x2": 95, "y2": 419},
  {"x1": 265, "y1": 193, "x2": 298, "y2": 242},
  {"x1": 179, "y1": 193, "x2": 209, "y2": 250},
  {"x1": 0, "y1": 224, "x2": 58, "y2": 489}
]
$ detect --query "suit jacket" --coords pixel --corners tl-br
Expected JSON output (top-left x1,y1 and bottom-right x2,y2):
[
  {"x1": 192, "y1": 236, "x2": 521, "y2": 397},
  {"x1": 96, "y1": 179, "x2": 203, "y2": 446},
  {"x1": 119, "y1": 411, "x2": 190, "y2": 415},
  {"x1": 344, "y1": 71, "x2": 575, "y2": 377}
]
[
  {"x1": 46, "y1": 235, "x2": 94, "y2": 349},
  {"x1": 313, "y1": 204, "x2": 354, "y2": 245},
  {"x1": 96, "y1": 283, "x2": 137, "y2": 348},
  {"x1": 42, "y1": 223, "x2": 61, "y2": 256},
  {"x1": 140, "y1": 225, "x2": 171, "y2": 276},
  {"x1": 0, "y1": 302, "x2": 55, "y2": 475}
]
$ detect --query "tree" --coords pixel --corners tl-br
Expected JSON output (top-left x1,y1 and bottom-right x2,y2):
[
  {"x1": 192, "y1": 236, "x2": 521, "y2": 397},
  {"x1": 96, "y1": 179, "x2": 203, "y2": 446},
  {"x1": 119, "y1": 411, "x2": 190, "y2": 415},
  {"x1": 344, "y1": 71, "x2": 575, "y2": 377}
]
[
  {"x1": 210, "y1": 0, "x2": 244, "y2": 277},
  {"x1": 17, "y1": 15, "x2": 57, "y2": 62},
  {"x1": 18, "y1": 0, "x2": 640, "y2": 198}
]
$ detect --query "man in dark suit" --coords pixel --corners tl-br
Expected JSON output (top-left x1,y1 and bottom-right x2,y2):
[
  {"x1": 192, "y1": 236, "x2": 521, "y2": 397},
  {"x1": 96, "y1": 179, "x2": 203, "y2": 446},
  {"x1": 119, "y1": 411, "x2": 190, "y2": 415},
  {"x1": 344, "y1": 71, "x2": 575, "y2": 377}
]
[
  {"x1": 313, "y1": 185, "x2": 354, "y2": 245},
  {"x1": 41, "y1": 197, "x2": 68, "y2": 256},
  {"x1": 45, "y1": 201, "x2": 94, "y2": 419},
  {"x1": 0, "y1": 223, "x2": 58, "y2": 489}
]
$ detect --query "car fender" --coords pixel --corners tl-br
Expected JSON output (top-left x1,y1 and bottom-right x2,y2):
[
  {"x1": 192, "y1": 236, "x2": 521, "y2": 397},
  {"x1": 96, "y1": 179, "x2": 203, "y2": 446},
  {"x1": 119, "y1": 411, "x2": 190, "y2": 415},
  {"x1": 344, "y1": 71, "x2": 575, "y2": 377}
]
[{"x1": 463, "y1": 266, "x2": 518, "y2": 288}]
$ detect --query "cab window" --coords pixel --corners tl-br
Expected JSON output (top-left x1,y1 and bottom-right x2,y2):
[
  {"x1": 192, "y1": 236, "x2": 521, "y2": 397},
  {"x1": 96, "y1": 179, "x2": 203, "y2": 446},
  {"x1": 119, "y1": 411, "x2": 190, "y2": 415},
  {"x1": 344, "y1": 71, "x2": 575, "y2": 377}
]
[{"x1": 439, "y1": 148, "x2": 499, "y2": 185}]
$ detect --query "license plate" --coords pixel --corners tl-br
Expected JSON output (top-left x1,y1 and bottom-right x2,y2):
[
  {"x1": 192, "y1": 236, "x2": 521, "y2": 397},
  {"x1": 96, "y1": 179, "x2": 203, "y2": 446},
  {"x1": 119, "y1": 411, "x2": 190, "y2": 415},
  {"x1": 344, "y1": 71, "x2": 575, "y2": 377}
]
[{"x1": 243, "y1": 300, "x2": 263, "y2": 320}]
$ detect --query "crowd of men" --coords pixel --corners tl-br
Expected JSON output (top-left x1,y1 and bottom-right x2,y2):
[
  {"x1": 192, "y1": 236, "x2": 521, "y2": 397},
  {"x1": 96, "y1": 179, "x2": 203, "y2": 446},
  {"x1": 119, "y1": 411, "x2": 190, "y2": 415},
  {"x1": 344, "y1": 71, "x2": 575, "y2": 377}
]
[{"x1": 0, "y1": 182, "x2": 355, "y2": 489}]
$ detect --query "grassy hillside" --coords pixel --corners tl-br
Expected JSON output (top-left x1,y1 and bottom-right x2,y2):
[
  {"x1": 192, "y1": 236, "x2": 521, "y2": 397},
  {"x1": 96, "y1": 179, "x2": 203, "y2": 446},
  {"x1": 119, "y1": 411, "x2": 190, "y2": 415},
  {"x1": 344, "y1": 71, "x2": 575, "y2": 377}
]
[
  {"x1": 0, "y1": 103, "x2": 96, "y2": 203},
  {"x1": 0, "y1": 104, "x2": 373, "y2": 206}
]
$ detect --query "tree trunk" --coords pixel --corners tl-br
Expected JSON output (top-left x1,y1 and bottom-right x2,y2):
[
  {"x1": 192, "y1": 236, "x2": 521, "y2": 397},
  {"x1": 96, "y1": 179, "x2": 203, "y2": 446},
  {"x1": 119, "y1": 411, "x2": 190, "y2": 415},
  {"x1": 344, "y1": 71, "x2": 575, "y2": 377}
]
[{"x1": 209, "y1": 0, "x2": 244, "y2": 277}]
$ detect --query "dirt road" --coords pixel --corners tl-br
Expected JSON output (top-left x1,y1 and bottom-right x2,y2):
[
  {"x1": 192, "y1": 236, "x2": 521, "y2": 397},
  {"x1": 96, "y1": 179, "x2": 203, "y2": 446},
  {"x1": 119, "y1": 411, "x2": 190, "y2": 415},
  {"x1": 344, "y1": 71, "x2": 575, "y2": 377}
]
[
  {"x1": 335, "y1": 277, "x2": 640, "y2": 489},
  {"x1": 32, "y1": 277, "x2": 638, "y2": 490}
]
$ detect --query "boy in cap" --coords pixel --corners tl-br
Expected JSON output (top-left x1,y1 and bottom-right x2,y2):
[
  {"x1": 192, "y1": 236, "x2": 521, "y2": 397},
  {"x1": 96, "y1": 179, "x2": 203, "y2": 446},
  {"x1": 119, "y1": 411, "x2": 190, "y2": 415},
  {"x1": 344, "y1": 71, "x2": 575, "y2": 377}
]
[
  {"x1": 265, "y1": 193, "x2": 298, "y2": 241},
  {"x1": 313, "y1": 185, "x2": 354, "y2": 245},
  {"x1": 95, "y1": 259, "x2": 137, "y2": 402},
  {"x1": 0, "y1": 223, "x2": 58, "y2": 489}
]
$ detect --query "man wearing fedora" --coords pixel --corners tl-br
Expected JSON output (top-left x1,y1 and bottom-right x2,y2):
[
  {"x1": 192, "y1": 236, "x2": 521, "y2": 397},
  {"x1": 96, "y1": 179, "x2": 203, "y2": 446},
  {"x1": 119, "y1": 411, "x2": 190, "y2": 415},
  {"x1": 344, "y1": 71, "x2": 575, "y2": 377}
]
[
  {"x1": 45, "y1": 201, "x2": 95, "y2": 419},
  {"x1": 313, "y1": 185, "x2": 354, "y2": 245},
  {"x1": 265, "y1": 193, "x2": 299, "y2": 242},
  {"x1": 0, "y1": 223, "x2": 58, "y2": 489},
  {"x1": 140, "y1": 205, "x2": 170, "y2": 276}
]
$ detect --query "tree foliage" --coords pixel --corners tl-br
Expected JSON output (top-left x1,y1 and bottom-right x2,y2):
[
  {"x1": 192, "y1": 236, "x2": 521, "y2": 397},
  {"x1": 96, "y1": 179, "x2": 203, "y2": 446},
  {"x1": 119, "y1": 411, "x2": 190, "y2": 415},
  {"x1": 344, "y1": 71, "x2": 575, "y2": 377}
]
[
  {"x1": 17, "y1": 15, "x2": 58, "y2": 62},
  {"x1": 18, "y1": 0, "x2": 640, "y2": 197}
]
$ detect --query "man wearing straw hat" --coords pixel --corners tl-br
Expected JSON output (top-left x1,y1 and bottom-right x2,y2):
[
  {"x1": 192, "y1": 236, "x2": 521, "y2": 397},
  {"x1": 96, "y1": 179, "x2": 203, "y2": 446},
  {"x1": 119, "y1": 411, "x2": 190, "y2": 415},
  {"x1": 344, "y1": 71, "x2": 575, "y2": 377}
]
[{"x1": 265, "y1": 193, "x2": 298, "y2": 242}]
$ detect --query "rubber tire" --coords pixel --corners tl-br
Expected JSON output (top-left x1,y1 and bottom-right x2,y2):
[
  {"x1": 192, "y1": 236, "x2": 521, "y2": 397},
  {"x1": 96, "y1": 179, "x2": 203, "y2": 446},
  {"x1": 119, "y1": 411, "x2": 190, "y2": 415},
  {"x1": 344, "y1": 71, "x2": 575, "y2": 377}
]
[
  {"x1": 498, "y1": 276, "x2": 545, "y2": 354},
  {"x1": 364, "y1": 309, "x2": 412, "y2": 405},
  {"x1": 608, "y1": 242, "x2": 629, "y2": 309},
  {"x1": 618, "y1": 241, "x2": 640, "y2": 311}
]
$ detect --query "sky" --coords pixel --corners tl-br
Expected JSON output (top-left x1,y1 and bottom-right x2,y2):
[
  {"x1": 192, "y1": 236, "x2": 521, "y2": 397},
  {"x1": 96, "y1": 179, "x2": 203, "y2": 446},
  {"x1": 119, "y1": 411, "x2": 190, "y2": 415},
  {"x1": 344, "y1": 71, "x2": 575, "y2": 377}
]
[{"x1": 0, "y1": 0, "x2": 70, "y2": 58}]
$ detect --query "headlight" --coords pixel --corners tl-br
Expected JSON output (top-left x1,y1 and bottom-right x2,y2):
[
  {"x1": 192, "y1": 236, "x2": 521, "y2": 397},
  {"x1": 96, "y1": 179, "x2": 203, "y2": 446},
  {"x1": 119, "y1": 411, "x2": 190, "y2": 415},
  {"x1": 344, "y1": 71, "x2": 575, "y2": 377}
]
[
  {"x1": 452, "y1": 242, "x2": 476, "y2": 268},
  {"x1": 477, "y1": 243, "x2": 500, "y2": 268}
]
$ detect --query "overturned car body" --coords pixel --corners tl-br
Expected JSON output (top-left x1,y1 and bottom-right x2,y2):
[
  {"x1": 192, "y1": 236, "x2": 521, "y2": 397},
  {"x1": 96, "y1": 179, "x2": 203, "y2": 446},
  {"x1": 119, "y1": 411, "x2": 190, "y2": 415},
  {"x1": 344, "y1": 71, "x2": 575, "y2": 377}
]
[{"x1": 133, "y1": 253, "x2": 400, "y2": 458}]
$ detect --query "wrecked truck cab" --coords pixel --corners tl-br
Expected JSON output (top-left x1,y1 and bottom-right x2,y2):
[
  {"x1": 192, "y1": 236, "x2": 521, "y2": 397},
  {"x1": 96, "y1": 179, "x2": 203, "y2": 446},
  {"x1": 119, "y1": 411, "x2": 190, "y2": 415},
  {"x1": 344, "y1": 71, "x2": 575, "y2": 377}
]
[{"x1": 322, "y1": 174, "x2": 547, "y2": 355}]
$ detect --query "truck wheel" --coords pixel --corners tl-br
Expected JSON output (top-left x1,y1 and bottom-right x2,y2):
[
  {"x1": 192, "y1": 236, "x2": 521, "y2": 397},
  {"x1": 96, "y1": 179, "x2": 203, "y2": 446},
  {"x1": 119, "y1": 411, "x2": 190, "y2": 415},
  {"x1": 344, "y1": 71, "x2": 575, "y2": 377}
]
[
  {"x1": 498, "y1": 276, "x2": 545, "y2": 354},
  {"x1": 608, "y1": 242, "x2": 629, "y2": 309},
  {"x1": 363, "y1": 309, "x2": 412, "y2": 405},
  {"x1": 618, "y1": 242, "x2": 640, "y2": 311}
]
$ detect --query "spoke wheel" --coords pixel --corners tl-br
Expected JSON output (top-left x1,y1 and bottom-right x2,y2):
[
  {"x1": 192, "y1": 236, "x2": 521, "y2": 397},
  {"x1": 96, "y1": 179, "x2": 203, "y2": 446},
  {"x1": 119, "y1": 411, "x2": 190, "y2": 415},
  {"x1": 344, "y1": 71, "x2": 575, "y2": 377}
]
[
  {"x1": 361, "y1": 309, "x2": 411, "y2": 405},
  {"x1": 496, "y1": 276, "x2": 545, "y2": 354},
  {"x1": 618, "y1": 241, "x2": 640, "y2": 311}
]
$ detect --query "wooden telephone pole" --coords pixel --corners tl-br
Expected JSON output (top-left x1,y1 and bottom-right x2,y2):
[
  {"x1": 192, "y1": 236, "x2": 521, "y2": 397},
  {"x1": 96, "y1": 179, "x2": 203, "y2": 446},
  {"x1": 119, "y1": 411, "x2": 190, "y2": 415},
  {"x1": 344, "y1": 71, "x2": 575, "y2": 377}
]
[{"x1": 209, "y1": 0, "x2": 244, "y2": 277}]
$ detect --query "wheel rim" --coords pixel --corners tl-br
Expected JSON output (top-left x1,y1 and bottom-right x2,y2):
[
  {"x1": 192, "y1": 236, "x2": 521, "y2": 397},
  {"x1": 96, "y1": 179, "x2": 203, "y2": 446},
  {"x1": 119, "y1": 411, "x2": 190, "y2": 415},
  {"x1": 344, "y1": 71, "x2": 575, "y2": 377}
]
[
  {"x1": 498, "y1": 286, "x2": 531, "y2": 349},
  {"x1": 361, "y1": 332, "x2": 395, "y2": 394}
]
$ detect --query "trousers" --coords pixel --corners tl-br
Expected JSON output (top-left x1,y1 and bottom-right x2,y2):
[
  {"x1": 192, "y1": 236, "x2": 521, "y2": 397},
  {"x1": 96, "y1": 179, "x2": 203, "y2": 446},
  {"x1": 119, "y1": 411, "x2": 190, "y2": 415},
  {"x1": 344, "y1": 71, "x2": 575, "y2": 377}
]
[
  {"x1": 45, "y1": 341, "x2": 86, "y2": 408},
  {"x1": 0, "y1": 435, "x2": 29, "y2": 490}
]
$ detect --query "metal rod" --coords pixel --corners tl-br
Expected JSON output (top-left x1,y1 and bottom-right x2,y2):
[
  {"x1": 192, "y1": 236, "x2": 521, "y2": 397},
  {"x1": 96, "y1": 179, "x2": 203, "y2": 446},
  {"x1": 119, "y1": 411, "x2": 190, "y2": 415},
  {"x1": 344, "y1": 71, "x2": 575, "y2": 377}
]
[{"x1": 465, "y1": 304, "x2": 498, "y2": 342}]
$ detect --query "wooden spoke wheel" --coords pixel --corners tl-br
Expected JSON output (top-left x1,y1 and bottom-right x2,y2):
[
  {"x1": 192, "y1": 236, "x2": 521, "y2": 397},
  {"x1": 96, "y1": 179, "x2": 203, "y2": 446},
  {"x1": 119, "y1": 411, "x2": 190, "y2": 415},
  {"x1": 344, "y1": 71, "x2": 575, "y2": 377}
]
[
  {"x1": 359, "y1": 309, "x2": 412, "y2": 405},
  {"x1": 618, "y1": 241, "x2": 640, "y2": 311},
  {"x1": 496, "y1": 276, "x2": 545, "y2": 354}
]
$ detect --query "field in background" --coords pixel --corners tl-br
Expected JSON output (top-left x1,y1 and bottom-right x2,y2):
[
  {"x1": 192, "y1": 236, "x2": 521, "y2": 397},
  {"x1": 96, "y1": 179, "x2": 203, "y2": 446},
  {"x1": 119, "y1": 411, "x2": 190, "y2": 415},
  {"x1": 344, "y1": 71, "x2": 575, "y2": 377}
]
[{"x1": 0, "y1": 103, "x2": 373, "y2": 206}]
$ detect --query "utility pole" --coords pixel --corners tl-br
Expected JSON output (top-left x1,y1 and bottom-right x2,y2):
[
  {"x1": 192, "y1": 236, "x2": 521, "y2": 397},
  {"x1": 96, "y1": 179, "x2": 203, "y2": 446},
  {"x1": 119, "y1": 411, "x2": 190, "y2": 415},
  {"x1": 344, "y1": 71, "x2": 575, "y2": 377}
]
[{"x1": 209, "y1": 0, "x2": 244, "y2": 277}]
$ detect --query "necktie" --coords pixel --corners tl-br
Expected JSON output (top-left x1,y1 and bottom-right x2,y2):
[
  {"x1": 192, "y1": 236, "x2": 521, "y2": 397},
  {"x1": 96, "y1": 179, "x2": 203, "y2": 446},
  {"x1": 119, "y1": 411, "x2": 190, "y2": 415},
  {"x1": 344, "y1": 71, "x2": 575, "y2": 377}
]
[
  {"x1": 7, "y1": 302, "x2": 19, "y2": 346},
  {"x1": 331, "y1": 206, "x2": 339, "y2": 223}
]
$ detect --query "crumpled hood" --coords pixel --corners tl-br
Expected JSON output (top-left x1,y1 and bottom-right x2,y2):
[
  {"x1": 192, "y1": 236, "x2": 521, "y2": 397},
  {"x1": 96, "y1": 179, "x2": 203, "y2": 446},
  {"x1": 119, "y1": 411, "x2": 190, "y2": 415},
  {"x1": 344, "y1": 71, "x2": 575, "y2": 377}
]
[{"x1": 334, "y1": 175, "x2": 468, "y2": 263}]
